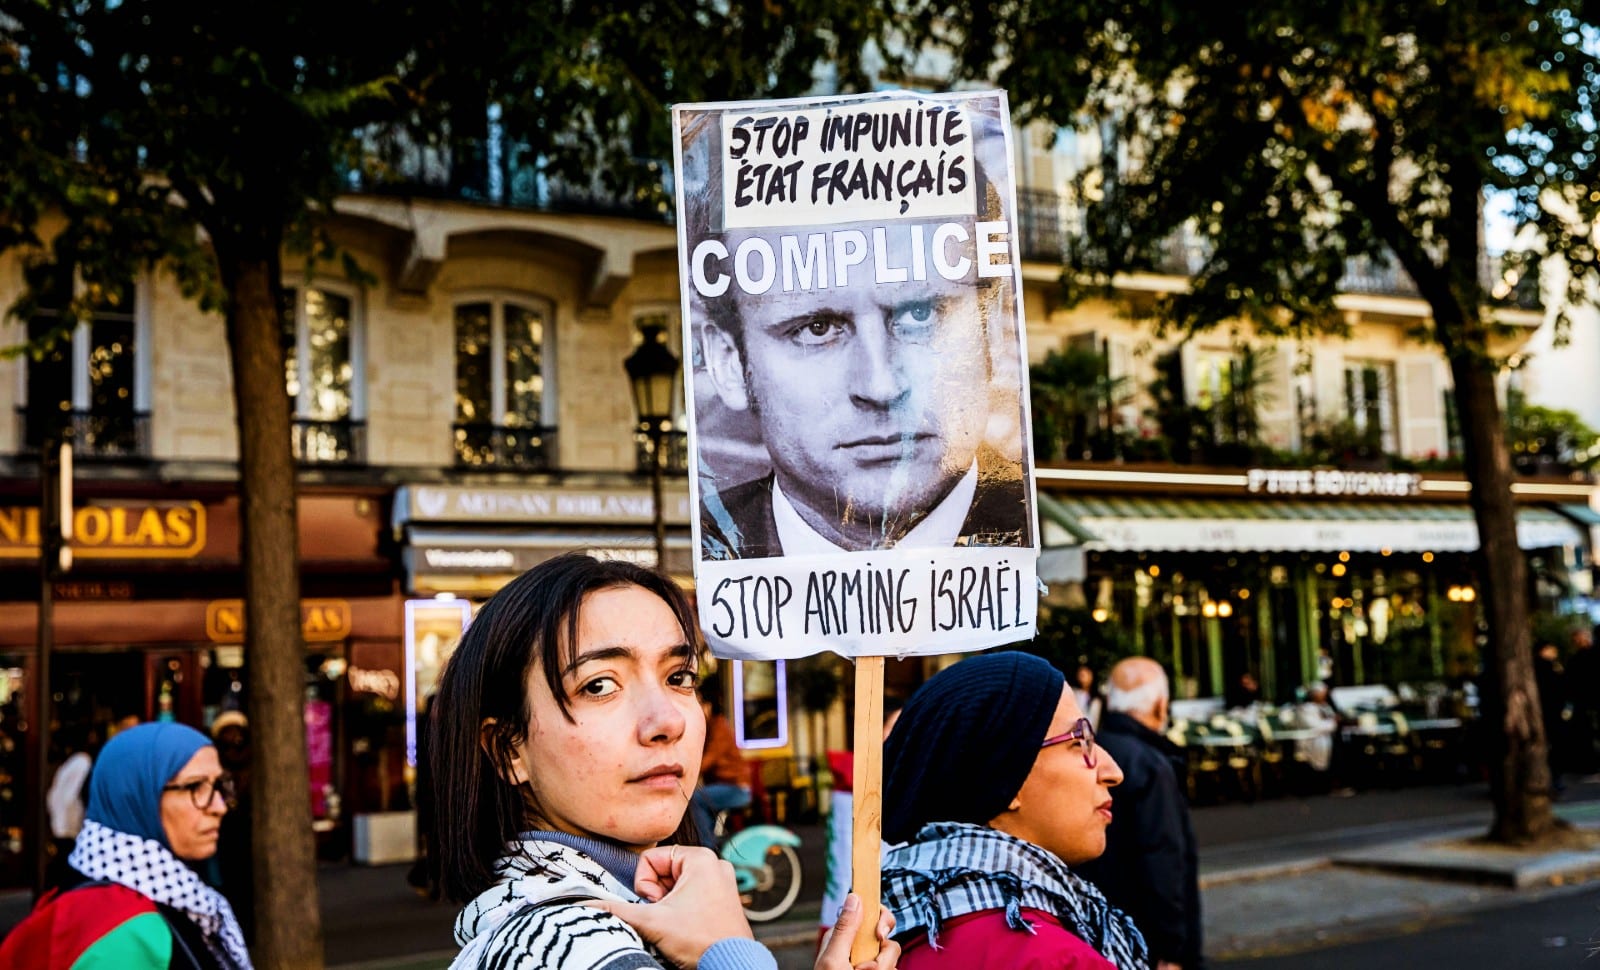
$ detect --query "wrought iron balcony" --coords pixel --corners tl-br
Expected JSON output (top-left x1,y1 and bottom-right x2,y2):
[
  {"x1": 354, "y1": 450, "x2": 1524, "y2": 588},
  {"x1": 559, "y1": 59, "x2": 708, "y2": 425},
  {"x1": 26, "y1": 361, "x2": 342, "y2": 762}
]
[
  {"x1": 1015, "y1": 188, "x2": 1541, "y2": 309},
  {"x1": 1017, "y1": 188, "x2": 1071, "y2": 264},
  {"x1": 636, "y1": 429, "x2": 689, "y2": 476},
  {"x1": 292, "y1": 419, "x2": 367, "y2": 466},
  {"x1": 453, "y1": 422, "x2": 557, "y2": 471},
  {"x1": 16, "y1": 407, "x2": 151, "y2": 459},
  {"x1": 345, "y1": 134, "x2": 674, "y2": 224}
]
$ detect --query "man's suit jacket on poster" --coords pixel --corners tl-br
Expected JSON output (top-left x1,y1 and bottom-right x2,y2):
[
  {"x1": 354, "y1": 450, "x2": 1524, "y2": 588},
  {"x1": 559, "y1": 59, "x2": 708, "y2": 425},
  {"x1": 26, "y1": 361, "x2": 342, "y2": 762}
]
[{"x1": 700, "y1": 457, "x2": 1030, "y2": 560}]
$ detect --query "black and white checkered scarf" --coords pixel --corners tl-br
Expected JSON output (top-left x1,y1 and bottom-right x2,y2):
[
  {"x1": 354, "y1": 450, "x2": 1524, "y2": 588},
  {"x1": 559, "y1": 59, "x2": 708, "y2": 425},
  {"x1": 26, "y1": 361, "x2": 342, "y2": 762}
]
[
  {"x1": 69, "y1": 818, "x2": 252, "y2": 969},
  {"x1": 883, "y1": 822, "x2": 1149, "y2": 970}
]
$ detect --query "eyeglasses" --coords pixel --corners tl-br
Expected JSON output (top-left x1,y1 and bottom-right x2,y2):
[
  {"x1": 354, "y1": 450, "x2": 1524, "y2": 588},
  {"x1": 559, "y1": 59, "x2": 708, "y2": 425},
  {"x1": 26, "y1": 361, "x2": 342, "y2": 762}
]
[
  {"x1": 1040, "y1": 717, "x2": 1098, "y2": 769},
  {"x1": 162, "y1": 773, "x2": 236, "y2": 810}
]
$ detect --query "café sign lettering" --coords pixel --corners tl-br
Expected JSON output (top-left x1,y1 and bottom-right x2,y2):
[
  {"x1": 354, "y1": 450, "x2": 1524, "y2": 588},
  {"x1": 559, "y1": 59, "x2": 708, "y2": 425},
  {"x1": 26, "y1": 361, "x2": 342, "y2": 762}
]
[
  {"x1": 1246, "y1": 469, "x2": 1421, "y2": 498},
  {"x1": 0, "y1": 502, "x2": 205, "y2": 559},
  {"x1": 205, "y1": 599, "x2": 352, "y2": 644},
  {"x1": 407, "y1": 484, "x2": 691, "y2": 525}
]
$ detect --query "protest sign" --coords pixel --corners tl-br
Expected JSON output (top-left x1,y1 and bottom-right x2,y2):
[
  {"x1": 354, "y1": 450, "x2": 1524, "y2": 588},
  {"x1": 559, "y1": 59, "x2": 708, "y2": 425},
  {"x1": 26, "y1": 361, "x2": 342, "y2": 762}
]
[
  {"x1": 675, "y1": 87, "x2": 1043, "y2": 961},
  {"x1": 674, "y1": 89, "x2": 1041, "y2": 662}
]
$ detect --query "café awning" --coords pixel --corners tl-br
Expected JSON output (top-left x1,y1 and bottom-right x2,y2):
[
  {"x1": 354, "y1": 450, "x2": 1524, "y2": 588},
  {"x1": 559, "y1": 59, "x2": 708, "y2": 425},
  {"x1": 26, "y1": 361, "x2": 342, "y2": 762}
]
[{"x1": 1045, "y1": 495, "x2": 1582, "y2": 554}]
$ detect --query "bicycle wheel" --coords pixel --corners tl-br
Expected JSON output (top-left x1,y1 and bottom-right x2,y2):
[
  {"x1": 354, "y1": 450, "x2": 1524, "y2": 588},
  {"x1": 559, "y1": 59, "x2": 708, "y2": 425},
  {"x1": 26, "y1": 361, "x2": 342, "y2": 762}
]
[{"x1": 741, "y1": 843, "x2": 802, "y2": 923}]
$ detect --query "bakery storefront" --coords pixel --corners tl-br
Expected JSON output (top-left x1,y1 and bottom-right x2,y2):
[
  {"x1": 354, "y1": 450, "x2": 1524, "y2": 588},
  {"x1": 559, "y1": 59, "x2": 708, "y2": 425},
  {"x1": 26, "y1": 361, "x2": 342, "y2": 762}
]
[
  {"x1": 394, "y1": 480, "x2": 693, "y2": 736},
  {"x1": 396, "y1": 482, "x2": 695, "y2": 598},
  {"x1": 0, "y1": 487, "x2": 403, "y2": 887},
  {"x1": 1036, "y1": 465, "x2": 1598, "y2": 704}
]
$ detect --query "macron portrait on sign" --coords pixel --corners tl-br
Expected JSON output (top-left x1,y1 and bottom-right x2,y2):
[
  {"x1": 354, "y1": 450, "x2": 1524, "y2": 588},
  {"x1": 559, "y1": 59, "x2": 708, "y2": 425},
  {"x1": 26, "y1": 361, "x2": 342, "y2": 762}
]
[{"x1": 674, "y1": 90, "x2": 1042, "y2": 661}]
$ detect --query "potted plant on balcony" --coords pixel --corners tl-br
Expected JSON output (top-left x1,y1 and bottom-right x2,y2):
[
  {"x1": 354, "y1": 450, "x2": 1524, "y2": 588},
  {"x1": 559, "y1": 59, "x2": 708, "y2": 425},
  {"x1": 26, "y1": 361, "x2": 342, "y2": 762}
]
[
  {"x1": 1307, "y1": 418, "x2": 1389, "y2": 471},
  {"x1": 1504, "y1": 393, "x2": 1600, "y2": 479},
  {"x1": 1030, "y1": 344, "x2": 1130, "y2": 462}
]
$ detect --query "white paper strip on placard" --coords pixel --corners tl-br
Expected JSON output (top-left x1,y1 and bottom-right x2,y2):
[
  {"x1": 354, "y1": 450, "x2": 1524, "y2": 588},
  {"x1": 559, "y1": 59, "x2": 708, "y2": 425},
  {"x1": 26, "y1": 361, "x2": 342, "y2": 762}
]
[{"x1": 673, "y1": 88, "x2": 1041, "y2": 662}]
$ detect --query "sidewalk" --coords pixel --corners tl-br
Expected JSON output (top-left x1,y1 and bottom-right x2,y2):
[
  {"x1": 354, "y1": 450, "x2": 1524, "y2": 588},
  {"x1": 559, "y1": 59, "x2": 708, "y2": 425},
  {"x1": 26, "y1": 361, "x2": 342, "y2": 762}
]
[
  {"x1": 7, "y1": 779, "x2": 1600, "y2": 967},
  {"x1": 1201, "y1": 793, "x2": 1600, "y2": 961},
  {"x1": 324, "y1": 780, "x2": 1600, "y2": 968}
]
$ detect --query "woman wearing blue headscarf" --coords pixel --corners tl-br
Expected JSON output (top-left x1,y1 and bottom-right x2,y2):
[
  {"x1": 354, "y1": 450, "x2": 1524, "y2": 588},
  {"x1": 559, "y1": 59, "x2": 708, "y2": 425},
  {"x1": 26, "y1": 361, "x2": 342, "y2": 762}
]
[{"x1": 0, "y1": 722, "x2": 253, "y2": 969}]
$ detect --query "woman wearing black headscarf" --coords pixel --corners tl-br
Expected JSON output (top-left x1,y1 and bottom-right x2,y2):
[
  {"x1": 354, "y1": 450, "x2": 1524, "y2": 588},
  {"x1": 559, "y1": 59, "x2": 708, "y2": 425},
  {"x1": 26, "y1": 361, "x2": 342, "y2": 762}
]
[
  {"x1": 881, "y1": 651, "x2": 1149, "y2": 970},
  {"x1": 0, "y1": 722, "x2": 251, "y2": 969}
]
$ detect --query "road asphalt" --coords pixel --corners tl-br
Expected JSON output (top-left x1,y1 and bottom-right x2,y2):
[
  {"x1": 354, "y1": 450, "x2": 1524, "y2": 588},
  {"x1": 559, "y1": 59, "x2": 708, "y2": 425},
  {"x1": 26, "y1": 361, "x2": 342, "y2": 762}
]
[{"x1": 6, "y1": 777, "x2": 1600, "y2": 967}]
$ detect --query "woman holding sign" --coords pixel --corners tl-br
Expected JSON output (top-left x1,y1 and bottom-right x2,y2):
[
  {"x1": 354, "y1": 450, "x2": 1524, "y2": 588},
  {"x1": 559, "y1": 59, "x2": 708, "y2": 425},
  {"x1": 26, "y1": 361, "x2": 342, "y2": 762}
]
[
  {"x1": 880, "y1": 652, "x2": 1149, "y2": 970},
  {"x1": 428, "y1": 553, "x2": 899, "y2": 970}
]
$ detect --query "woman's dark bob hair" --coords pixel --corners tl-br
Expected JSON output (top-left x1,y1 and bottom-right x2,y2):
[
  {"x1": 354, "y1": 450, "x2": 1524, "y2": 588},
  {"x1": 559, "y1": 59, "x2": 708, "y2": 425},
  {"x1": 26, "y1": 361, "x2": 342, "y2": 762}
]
[{"x1": 427, "y1": 553, "x2": 702, "y2": 901}]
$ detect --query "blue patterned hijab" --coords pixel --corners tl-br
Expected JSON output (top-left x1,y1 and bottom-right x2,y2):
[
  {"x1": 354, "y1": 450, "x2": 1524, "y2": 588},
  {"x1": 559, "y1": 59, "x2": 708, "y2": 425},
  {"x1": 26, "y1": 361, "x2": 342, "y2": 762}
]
[{"x1": 85, "y1": 722, "x2": 212, "y2": 848}]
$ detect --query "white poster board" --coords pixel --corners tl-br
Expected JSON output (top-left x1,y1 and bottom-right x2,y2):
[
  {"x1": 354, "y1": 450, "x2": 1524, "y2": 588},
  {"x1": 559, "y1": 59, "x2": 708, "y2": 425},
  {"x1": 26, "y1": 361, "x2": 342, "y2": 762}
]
[{"x1": 674, "y1": 89, "x2": 1041, "y2": 660}]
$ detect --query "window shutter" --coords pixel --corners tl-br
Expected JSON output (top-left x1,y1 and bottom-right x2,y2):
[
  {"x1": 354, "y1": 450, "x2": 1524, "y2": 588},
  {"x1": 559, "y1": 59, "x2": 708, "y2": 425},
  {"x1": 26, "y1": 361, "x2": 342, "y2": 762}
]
[
  {"x1": 1312, "y1": 353, "x2": 1346, "y2": 432},
  {"x1": 1256, "y1": 345, "x2": 1297, "y2": 449},
  {"x1": 1179, "y1": 341, "x2": 1201, "y2": 405},
  {"x1": 1399, "y1": 356, "x2": 1445, "y2": 457}
]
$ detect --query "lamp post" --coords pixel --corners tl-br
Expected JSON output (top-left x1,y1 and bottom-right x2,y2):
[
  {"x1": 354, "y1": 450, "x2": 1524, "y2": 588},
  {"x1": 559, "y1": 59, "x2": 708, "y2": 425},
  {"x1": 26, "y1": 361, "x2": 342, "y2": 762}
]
[
  {"x1": 624, "y1": 324, "x2": 682, "y2": 571},
  {"x1": 34, "y1": 425, "x2": 72, "y2": 899}
]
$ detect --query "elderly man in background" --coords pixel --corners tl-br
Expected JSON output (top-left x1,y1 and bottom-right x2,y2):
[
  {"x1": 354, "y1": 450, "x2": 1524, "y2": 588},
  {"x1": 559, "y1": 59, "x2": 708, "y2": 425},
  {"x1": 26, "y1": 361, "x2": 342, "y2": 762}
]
[{"x1": 1077, "y1": 657, "x2": 1205, "y2": 970}]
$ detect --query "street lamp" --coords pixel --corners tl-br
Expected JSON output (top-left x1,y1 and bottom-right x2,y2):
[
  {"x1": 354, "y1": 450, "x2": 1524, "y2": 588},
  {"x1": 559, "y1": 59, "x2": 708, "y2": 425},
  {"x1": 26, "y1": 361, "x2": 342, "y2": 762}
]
[
  {"x1": 624, "y1": 324, "x2": 682, "y2": 571},
  {"x1": 34, "y1": 426, "x2": 72, "y2": 899}
]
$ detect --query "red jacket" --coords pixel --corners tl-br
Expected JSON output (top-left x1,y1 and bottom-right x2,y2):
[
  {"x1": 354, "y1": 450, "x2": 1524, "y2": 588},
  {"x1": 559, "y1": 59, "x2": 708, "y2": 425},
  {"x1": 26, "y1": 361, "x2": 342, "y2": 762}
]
[
  {"x1": 0, "y1": 879, "x2": 218, "y2": 969},
  {"x1": 899, "y1": 908, "x2": 1119, "y2": 970}
]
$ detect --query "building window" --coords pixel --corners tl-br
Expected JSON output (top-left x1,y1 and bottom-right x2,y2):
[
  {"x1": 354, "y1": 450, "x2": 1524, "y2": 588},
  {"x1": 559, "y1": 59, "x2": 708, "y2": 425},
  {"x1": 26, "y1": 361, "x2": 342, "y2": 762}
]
[
  {"x1": 1344, "y1": 360, "x2": 1398, "y2": 453},
  {"x1": 453, "y1": 297, "x2": 556, "y2": 469},
  {"x1": 283, "y1": 285, "x2": 364, "y2": 464},
  {"x1": 20, "y1": 272, "x2": 147, "y2": 458}
]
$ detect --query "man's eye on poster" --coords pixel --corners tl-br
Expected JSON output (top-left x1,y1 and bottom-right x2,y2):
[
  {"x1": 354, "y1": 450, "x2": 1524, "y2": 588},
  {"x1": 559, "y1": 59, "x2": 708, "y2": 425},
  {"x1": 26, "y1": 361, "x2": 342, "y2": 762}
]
[{"x1": 674, "y1": 90, "x2": 1042, "y2": 661}]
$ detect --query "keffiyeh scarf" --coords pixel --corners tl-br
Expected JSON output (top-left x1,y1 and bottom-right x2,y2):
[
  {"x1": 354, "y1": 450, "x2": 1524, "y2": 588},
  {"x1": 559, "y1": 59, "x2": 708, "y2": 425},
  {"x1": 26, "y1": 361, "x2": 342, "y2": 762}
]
[
  {"x1": 69, "y1": 818, "x2": 252, "y2": 969},
  {"x1": 882, "y1": 822, "x2": 1149, "y2": 970},
  {"x1": 450, "y1": 838, "x2": 659, "y2": 970}
]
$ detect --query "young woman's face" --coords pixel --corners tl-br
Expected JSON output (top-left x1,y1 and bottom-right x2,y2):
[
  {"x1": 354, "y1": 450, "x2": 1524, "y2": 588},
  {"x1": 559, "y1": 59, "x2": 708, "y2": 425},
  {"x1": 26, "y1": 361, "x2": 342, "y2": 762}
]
[
  {"x1": 514, "y1": 584, "x2": 706, "y2": 851},
  {"x1": 160, "y1": 746, "x2": 229, "y2": 861},
  {"x1": 991, "y1": 687, "x2": 1123, "y2": 866}
]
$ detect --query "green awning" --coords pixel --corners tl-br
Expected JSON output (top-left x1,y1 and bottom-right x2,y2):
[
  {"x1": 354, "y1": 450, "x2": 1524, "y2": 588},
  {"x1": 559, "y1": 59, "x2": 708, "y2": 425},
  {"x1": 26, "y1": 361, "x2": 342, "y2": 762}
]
[
  {"x1": 1044, "y1": 494, "x2": 1579, "y2": 553},
  {"x1": 1037, "y1": 490, "x2": 1099, "y2": 546},
  {"x1": 1558, "y1": 503, "x2": 1600, "y2": 527}
]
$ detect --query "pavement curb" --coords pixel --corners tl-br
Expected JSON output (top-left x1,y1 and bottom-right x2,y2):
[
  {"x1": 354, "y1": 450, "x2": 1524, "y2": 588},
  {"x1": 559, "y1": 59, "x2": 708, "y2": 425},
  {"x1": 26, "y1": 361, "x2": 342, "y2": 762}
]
[
  {"x1": 1332, "y1": 840, "x2": 1600, "y2": 889},
  {"x1": 1200, "y1": 856, "x2": 1331, "y2": 888},
  {"x1": 1207, "y1": 871, "x2": 1600, "y2": 961}
]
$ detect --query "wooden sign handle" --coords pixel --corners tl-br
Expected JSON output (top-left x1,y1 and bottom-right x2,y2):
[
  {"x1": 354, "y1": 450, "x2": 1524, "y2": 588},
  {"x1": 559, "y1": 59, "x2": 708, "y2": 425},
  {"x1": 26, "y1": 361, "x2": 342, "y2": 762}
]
[{"x1": 850, "y1": 656, "x2": 885, "y2": 965}]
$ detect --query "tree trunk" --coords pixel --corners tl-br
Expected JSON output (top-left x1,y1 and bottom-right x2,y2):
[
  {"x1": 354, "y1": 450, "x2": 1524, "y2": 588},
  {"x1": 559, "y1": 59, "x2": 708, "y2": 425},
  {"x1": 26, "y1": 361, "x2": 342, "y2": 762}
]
[
  {"x1": 221, "y1": 250, "x2": 325, "y2": 968},
  {"x1": 1444, "y1": 346, "x2": 1556, "y2": 844}
]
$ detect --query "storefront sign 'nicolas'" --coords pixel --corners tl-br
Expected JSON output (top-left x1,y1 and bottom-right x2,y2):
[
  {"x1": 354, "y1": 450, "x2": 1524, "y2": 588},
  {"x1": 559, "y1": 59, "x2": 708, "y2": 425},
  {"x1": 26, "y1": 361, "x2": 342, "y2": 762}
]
[
  {"x1": 205, "y1": 598, "x2": 352, "y2": 644},
  {"x1": 1246, "y1": 468, "x2": 1421, "y2": 498},
  {"x1": 0, "y1": 501, "x2": 206, "y2": 558}
]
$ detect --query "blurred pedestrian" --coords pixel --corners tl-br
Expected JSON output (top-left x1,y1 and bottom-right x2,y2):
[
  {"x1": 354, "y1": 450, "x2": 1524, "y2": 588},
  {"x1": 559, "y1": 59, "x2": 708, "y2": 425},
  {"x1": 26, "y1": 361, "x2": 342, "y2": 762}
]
[
  {"x1": 690, "y1": 682, "x2": 752, "y2": 847},
  {"x1": 44, "y1": 723, "x2": 98, "y2": 889},
  {"x1": 1566, "y1": 627, "x2": 1599, "y2": 776},
  {"x1": 1292, "y1": 682, "x2": 1341, "y2": 794},
  {"x1": 1225, "y1": 671, "x2": 1261, "y2": 712},
  {"x1": 1074, "y1": 662, "x2": 1104, "y2": 729},
  {"x1": 0, "y1": 722, "x2": 250, "y2": 969},
  {"x1": 881, "y1": 651, "x2": 1148, "y2": 970},
  {"x1": 210, "y1": 711, "x2": 254, "y2": 943},
  {"x1": 1078, "y1": 658, "x2": 1204, "y2": 970},
  {"x1": 426, "y1": 554, "x2": 897, "y2": 970}
]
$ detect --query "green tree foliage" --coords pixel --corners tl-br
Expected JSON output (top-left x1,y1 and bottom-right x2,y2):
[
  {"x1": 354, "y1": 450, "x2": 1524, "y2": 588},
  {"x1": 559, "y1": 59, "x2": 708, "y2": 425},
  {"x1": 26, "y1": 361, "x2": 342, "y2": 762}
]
[
  {"x1": 902, "y1": 0, "x2": 1600, "y2": 842},
  {"x1": 1, "y1": 4, "x2": 879, "y2": 964}
]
